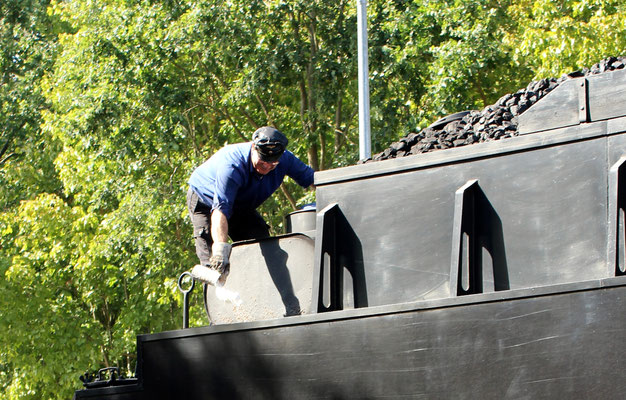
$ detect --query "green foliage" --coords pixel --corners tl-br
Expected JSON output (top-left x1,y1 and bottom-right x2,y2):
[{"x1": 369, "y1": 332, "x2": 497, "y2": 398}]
[
  {"x1": 421, "y1": 0, "x2": 526, "y2": 116},
  {"x1": 1, "y1": 0, "x2": 625, "y2": 398},
  {"x1": 505, "y1": 0, "x2": 626, "y2": 78},
  {"x1": 0, "y1": 0, "x2": 60, "y2": 209}
]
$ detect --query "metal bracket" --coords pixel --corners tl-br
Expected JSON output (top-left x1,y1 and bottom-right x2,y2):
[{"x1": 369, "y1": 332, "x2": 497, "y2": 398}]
[
  {"x1": 450, "y1": 180, "x2": 481, "y2": 296},
  {"x1": 607, "y1": 156, "x2": 626, "y2": 276},
  {"x1": 311, "y1": 203, "x2": 341, "y2": 312},
  {"x1": 450, "y1": 180, "x2": 510, "y2": 295}
]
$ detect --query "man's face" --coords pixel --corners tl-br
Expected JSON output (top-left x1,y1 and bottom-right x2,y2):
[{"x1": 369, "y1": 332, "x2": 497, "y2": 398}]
[{"x1": 251, "y1": 147, "x2": 279, "y2": 175}]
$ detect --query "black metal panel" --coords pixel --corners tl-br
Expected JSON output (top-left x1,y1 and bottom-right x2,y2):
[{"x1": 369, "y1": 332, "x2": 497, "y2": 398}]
[
  {"x1": 518, "y1": 69, "x2": 626, "y2": 135},
  {"x1": 606, "y1": 116, "x2": 626, "y2": 167},
  {"x1": 128, "y1": 279, "x2": 626, "y2": 400},
  {"x1": 607, "y1": 120, "x2": 626, "y2": 277},
  {"x1": 315, "y1": 119, "x2": 607, "y2": 186},
  {"x1": 589, "y1": 69, "x2": 626, "y2": 122},
  {"x1": 73, "y1": 385, "x2": 143, "y2": 400},
  {"x1": 203, "y1": 234, "x2": 315, "y2": 324},
  {"x1": 518, "y1": 78, "x2": 580, "y2": 134},
  {"x1": 315, "y1": 125, "x2": 610, "y2": 307}
]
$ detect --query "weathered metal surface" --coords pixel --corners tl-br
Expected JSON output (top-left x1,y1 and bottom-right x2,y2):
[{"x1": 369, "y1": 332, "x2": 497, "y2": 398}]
[
  {"x1": 73, "y1": 385, "x2": 142, "y2": 400},
  {"x1": 284, "y1": 209, "x2": 316, "y2": 234},
  {"x1": 203, "y1": 234, "x2": 315, "y2": 324},
  {"x1": 588, "y1": 68, "x2": 626, "y2": 122},
  {"x1": 75, "y1": 278, "x2": 626, "y2": 400},
  {"x1": 518, "y1": 77, "x2": 581, "y2": 134},
  {"x1": 314, "y1": 120, "x2": 626, "y2": 309},
  {"x1": 518, "y1": 69, "x2": 626, "y2": 134}
]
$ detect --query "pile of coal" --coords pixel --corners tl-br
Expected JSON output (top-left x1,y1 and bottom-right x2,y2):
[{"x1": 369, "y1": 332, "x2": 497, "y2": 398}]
[{"x1": 365, "y1": 56, "x2": 626, "y2": 163}]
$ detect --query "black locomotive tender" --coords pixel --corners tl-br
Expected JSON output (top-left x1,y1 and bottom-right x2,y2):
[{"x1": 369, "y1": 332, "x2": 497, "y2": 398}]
[{"x1": 75, "y1": 65, "x2": 626, "y2": 399}]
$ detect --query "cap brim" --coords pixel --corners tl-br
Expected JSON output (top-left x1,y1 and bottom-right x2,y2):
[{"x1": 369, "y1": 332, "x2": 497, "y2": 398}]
[{"x1": 258, "y1": 151, "x2": 283, "y2": 162}]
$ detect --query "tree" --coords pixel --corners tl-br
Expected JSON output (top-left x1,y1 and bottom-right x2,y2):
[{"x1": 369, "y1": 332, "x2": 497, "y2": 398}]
[
  {"x1": 2, "y1": 1, "x2": 189, "y2": 397},
  {"x1": 0, "y1": 0, "x2": 60, "y2": 209},
  {"x1": 0, "y1": 1, "x2": 66, "y2": 397},
  {"x1": 2, "y1": 0, "x2": 626, "y2": 398},
  {"x1": 505, "y1": 0, "x2": 626, "y2": 78}
]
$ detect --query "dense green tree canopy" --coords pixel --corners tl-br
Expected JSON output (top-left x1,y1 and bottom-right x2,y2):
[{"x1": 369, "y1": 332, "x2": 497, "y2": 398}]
[{"x1": 1, "y1": 0, "x2": 624, "y2": 398}]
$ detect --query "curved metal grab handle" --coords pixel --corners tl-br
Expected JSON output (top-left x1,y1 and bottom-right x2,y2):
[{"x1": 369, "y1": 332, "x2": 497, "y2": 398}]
[{"x1": 177, "y1": 272, "x2": 195, "y2": 328}]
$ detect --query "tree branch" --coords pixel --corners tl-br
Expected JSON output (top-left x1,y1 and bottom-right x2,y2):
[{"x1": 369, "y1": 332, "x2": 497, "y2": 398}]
[
  {"x1": 207, "y1": 79, "x2": 248, "y2": 142},
  {"x1": 289, "y1": 6, "x2": 309, "y2": 131},
  {"x1": 475, "y1": 73, "x2": 488, "y2": 107},
  {"x1": 181, "y1": 104, "x2": 204, "y2": 157},
  {"x1": 0, "y1": 127, "x2": 20, "y2": 164},
  {"x1": 334, "y1": 107, "x2": 358, "y2": 155},
  {"x1": 334, "y1": 84, "x2": 344, "y2": 153},
  {"x1": 238, "y1": 106, "x2": 260, "y2": 130},
  {"x1": 299, "y1": 79, "x2": 308, "y2": 124},
  {"x1": 280, "y1": 183, "x2": 297, "y2": 210},
  {"x1": 308, "y1": 143, "x2": 319, "y2": 171},
  {"x1": 0, "y1": 152, "x2": 18, "y2": 167},
  {"x1": 319, "y1": 131, "x2": 326, "y2": 171},
  {"x1": 254, "y1": 92, "x2": 277, "y2": 129}
]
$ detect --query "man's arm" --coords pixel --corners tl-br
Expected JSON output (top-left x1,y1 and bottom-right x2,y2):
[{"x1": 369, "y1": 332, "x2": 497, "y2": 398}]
[
  {"x1": 284, "y1": 153, "x2": 315, "y2": 188},
  {"x1": 211, "y1": 209, "x2": 229, "y2": 243},
  {"x1": 208, "y1": 209, "x2": 232, "y2": 284},
  {"x1": 191, "y1": 209, "x2": 231, "y2": 285}
]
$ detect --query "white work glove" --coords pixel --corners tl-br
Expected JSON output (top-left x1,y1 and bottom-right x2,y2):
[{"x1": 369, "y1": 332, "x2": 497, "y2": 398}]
[
  {"x1": 210, "y1": 243, "x2": 241, "y2": 306},
  {"x1": 209, "y1": 242, "x2": 232, "y2": 275},
  {"x1": 191, "y1": 242, "x2": 232, "y2": 286},
  {"x1": 210, "y1": 242, "x2": 232, "y2": 286},
  {"x1": 211, "y1": 242, "x2": 232, "y2": 263}
]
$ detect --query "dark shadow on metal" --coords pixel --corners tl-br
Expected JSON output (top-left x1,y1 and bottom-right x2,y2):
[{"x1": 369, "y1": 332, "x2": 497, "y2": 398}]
[
  {"x1": 607, "y1": 156, "x2": 626, "y2": 277},
  {"x1": 450, "y1": 180, "x2": 509, "y2": 296},
  {"x1": 132, "y1": 316, "x2": 362, "y2": 400},
  {"x1": 200, "y1": 234, "x2": 315, "y2": 324},
  {"x1": 312, "y1": 203, "x2": 367, "y2": 312},
  {"x1": 258, "y1": 240, "x2": 302, "y2": 316},
  {"x1": 202, "y1": 283, "x2": 212, "y2": 324}
]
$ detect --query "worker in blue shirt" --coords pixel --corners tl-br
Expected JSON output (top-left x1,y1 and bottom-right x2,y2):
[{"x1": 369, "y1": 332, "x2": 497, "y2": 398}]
[{"x1": 187, "y1": 126, "x2": 314, "y2": 284}]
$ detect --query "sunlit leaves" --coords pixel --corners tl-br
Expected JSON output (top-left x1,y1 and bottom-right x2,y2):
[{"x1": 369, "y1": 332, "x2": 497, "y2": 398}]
[
  {"x1": 504, "y1": 0, "x2": 626, "y2": 78},
  {"x1": 1, "y1": 194, "x2": 101, "y2": 400}
]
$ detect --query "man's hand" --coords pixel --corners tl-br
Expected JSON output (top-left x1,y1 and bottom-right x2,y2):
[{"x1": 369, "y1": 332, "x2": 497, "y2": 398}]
[
  {"x1": 209, "y1": 242, "x2": 232, "y2": 284},
  {"x1": 191, "y1": 242, "x2": 232, "y2": 286}
]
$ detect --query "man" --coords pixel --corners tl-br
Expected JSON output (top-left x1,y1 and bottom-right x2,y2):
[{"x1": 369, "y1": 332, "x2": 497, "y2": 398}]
[{"x1": 187, "y1": 126, "x2": 314, "y2": 284}]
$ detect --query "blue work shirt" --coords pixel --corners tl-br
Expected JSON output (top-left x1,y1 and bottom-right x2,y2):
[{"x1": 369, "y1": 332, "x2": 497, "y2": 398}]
[{"x1": 188, "y1": 142, "x2": 314, "y2": 219}]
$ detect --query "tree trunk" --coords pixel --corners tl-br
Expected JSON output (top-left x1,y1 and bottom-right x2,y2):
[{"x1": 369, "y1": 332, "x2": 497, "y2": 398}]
[
  {"x1": 280, "y1": 184, "x2": 297, "y2": 210},
  {"x1": 308, "y1": 143, "x2": 319, "y2": 171}
]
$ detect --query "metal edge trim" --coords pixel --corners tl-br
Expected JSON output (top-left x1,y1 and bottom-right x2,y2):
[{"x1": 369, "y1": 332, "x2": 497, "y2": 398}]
[
  {"x1": 314, "y1": 120, "x2": 609, "y2": 186},
  {"x1": 138, "y1": 275, "x2": 626, "y2": 343}
]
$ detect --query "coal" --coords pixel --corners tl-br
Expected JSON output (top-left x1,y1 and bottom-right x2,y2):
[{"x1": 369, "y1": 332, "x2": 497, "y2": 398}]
[{"x1": 363, "y1": 55, "x2": 626, "y2": 163}]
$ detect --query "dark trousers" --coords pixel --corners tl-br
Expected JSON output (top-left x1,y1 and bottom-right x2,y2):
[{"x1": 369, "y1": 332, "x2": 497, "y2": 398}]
[{"x1": 187, "y1": 188, "x2": 270, "y2": 265}]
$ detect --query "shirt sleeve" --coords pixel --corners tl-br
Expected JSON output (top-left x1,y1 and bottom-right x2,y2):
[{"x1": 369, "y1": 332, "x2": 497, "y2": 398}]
[
  {"x1": 211, "y1": 164, "x2": 244, "y2": 219},
  {"x1": 285, "y1": 152, "x2": 314, "y2": 188}
]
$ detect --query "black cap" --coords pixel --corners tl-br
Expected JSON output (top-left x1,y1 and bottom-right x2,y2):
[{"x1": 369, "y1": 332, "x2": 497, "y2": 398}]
[{"x1": 252, "y1": 127, "x2": 288, "y2": 162}]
